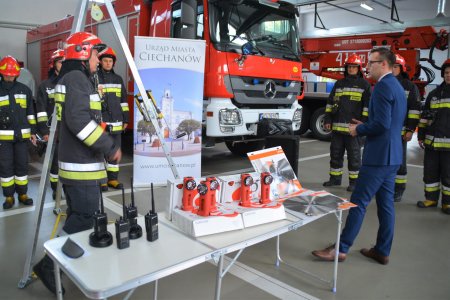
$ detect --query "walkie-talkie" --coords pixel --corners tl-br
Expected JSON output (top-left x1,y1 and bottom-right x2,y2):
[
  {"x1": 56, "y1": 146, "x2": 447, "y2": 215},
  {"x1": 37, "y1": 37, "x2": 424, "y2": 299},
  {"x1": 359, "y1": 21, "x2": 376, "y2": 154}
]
[
  {"x1": 145, "y1": 183, "x2": 159, "y2": 242},
  {"x1": 89, "y1": 184, "x2": 113, "y2": 248},
  {"x1": 115, "y1": 187, "x2": 130, "y2": 249},
  {"x1": 127, "y1": 177, "x2": 142, "y2": 239}
]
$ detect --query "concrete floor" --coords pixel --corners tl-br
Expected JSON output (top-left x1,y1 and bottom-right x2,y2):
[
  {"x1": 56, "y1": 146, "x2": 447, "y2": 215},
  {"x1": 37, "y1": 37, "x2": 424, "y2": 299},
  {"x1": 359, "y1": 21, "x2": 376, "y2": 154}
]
[{"x1": 1, "y1": 132, "x2": 449, "y2": 300}]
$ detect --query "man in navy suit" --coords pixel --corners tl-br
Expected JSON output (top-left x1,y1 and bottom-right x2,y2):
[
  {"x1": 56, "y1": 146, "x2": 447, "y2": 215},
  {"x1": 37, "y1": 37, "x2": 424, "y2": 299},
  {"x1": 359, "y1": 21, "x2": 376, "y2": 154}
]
[{"x1": 312, "y1": 48, "x2": 406, "y2": 265}]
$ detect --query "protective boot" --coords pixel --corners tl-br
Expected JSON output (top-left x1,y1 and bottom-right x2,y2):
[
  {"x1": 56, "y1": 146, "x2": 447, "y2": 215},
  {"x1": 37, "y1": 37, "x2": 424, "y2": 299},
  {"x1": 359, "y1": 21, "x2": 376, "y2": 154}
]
[
  {"x1": 442, "y1": 204, "x2": 450, "y2": 215},
  {"x1": 346, "y1": 180, "x2": 356, "y2": 192},
  {"x1": 2, "y1": 196, "x2": 15, "y2": 209},
  {"x1": 51, "y1": 182, "x2": 57, "y2": 200},
  {"x1": 394, "y1": 190, "x2": 404, "y2": 202},
  {"x1": 33, "y1": 255, "x2": 65, "y2": 295},
  {"x1": 18, "y1": 194, "x2": 33, "y2": 206},
  {"x1": 107, "y1": 180, "x2": 123, "y2": 190},
  {"x1": 101, "y1": 183, "x2": 108, "y2": 192},
  {"x1": 323, "y1": 176, "x2": 342, "y2": 187},
  {"x1": 417, "y1": 200, "x2": 438, "y2": 208}
]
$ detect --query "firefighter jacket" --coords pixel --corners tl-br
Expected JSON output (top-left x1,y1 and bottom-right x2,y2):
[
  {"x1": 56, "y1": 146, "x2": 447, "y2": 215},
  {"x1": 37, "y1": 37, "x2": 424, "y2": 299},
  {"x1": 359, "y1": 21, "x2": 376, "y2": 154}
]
[
  {"x1": 0, "y1": 80, "x2": 36, "y2": 142},
  {"x1": 97, "y1": 69, "x2": 129, "y2": 135},
  {"x1": 324, "y1": 75, "x2": 371, "y2": 135},
  {"x1": 418, "y1": 82, "x2": 450, "y2": 151},
  {"x1": 57, "y1": 70, "x2": 119, "y2": 186},
  {"x1": 36, "y1": 74, "x2": 58, "y2": 136},
  {"x1": 396, "y1": 75, "x2": 421, "y2": 135}
]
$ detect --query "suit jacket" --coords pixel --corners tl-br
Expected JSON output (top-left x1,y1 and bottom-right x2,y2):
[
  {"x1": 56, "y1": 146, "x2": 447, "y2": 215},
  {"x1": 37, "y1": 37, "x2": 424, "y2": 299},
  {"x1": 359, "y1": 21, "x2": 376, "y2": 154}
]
[{"x1": 356, "y1": 73, "x2": 407, "y2": 166}]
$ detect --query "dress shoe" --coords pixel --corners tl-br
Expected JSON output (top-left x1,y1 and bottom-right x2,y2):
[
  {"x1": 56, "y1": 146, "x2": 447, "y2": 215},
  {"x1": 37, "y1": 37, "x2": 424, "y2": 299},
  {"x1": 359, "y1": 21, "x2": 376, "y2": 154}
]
[
  {"x1": 312, "y1": 245, "x2": 346, "y2": 262},
  {"x1": 360, "y1": 248, "x2": 389, "y2": 265},
  {"x1": 417, "y1": 199, "x2": 438, "y2": 208}
]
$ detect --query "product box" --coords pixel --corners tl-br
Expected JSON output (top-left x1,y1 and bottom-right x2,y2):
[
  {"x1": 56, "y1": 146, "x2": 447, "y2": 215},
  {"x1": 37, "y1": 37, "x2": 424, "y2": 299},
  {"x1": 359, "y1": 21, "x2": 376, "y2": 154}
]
[
  {"x1": 172, "y1": 207, "x2": 244, "y2": 237},
  {"x1": 222, "y1": 201, "x2": 286, "y2": 228}
]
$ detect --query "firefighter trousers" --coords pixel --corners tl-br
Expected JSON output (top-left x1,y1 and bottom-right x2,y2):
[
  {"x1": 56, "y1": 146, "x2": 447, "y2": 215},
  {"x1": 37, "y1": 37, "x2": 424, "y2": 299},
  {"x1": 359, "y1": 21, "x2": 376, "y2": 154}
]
[
  {"x1": 423, "y1": 148, "x2": 450, "y2": 205},
  {"x1": 395, "y1": 140, "x2": 407, "y2": 193},
  {"x1": 329, "y1": 133, "x2": 361, "y2": 182},
  {"x1": 62, "y1": 184, "x2": 100, "y2": 234},
  {"x1": 0, "y1": 140, "x2": 29, "y2": 197},
  {"x1": 49, "y1": 143, "x2": 59, "y2": 192},
  {"x1": 105, "y1": 134, "x2": 121, "y2": 181}
]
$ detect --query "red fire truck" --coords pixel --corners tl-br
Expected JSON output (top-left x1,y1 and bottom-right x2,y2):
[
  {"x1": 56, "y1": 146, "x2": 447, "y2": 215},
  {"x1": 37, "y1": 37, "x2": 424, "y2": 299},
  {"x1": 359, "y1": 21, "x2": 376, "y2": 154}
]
[
  {"x1": 26, "y1": 0, "x2": 304, "y2": 155},
  {"x1": 299, "y1": 26, "x2": 448, "y2": 140}
]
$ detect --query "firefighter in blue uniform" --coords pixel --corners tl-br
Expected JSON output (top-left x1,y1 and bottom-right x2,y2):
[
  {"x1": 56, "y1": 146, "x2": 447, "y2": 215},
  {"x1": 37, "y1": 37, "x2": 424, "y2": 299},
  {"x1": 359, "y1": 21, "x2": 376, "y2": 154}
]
[
  {"x1": 0, "y1": 55, "x2": 36, "y2": 209},
  {"x1": 36, "y1": 49, "x2": 64, "y2": 199},
  {"x1": 417, "y1": 59, "x2": 450, "y2": 214},
  {"x1": 96, "y1": 47, "x2": 129, "y2": 191},
  {"x1": 33, "y1": 32, "x2": 121, "y2": 295},
  {"x1": 392, "y1": 54, "x2": 421, "y2": 202},
  {"x1": 323, "y1": 54, "x2": 371, "y2": 192}
]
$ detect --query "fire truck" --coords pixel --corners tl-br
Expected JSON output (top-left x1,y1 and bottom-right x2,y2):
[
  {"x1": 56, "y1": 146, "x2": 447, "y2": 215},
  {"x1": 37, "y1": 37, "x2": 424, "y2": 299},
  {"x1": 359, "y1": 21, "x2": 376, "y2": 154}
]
[
  {"x1": 26, "y1": 0, "x2": 304, "y2": 155},
  {"x1": 299, "y1": 25, "x2": 449, "y2": 140}
]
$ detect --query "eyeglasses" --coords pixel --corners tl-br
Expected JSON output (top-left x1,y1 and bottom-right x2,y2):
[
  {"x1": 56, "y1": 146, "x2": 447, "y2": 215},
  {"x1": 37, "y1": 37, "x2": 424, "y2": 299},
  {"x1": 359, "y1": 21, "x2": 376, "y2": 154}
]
[{"x1": 367, "y1": 60, "x2": 383, "y2": 66}]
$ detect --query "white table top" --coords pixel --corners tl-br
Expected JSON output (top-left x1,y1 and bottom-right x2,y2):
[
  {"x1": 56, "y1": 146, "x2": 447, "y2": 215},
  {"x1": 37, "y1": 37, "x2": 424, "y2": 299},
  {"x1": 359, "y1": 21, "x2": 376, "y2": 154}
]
[{"x1": 44, "y1": 216, "x2": 214, "y2": 299}]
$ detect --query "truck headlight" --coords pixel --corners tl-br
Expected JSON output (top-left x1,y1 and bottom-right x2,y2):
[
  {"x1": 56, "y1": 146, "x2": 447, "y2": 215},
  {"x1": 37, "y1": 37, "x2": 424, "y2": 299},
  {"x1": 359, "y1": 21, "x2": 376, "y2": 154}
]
[
  {"x1": 219, "y1": 109, "x2": 242, "y2": 125},
  {"x1": 293, "y1": 108, "x2": 302, "y2": 122}
]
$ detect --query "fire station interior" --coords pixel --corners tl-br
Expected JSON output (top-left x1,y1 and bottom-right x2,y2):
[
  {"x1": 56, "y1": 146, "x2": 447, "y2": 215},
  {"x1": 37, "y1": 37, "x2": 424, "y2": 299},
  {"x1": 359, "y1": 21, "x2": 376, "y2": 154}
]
[{"x1": 1, "y1": 0, "x2": 450, "y2": 299}]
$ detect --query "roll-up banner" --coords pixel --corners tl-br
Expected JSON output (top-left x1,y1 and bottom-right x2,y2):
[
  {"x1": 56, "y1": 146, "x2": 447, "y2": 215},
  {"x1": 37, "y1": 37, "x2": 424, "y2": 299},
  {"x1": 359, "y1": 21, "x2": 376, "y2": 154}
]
[{"x1": 133, "y1": 37, "x2": 205, "y2": 186}]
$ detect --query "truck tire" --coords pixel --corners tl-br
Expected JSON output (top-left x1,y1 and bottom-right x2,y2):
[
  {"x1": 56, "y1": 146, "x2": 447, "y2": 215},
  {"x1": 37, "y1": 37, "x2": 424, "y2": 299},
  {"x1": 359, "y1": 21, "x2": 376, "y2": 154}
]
[
  {"x1": 295, "y1": 106, "x2": 310, "y2": 135},
  {"x1": 225, "y1": 139, "x2": 265, "y2": 157},
  {"x1": 310, "y1": 107, "x2": 331, "y2": 141}
]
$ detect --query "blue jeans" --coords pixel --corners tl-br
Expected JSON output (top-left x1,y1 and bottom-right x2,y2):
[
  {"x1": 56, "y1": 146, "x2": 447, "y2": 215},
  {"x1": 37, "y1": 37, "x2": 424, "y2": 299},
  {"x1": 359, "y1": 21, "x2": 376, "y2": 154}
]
[{"x1": 339, "y1": 164, "x2": 399, "y2": 256}]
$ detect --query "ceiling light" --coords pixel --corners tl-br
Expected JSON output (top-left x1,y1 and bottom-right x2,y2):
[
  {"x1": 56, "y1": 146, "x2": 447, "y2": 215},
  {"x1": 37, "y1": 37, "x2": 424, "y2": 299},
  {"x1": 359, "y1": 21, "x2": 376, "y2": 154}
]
[{"x1": 360, "y1": 2, "x2": 374, "y2": 11}]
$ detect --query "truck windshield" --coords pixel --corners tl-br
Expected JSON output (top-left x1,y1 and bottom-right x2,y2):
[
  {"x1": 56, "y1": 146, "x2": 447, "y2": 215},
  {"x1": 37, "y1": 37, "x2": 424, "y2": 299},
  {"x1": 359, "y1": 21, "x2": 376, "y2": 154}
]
[{"x1": 209, "y1": 0, "x2": 299, "y2": 61}]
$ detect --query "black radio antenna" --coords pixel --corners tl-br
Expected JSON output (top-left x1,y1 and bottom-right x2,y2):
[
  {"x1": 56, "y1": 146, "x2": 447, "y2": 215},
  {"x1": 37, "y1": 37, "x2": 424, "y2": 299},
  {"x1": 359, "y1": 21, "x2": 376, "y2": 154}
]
[
  {"x1": 151, "y1": 183, "x2": 155, "y2": 214},
  {"x1": 131, "y1": 176, "x2": 135, "y2": 207},
  {"x1": 99, "y1": 184, "x2": 105, "y2": 214},
  {"x1": 121, "y1": 187, "x2": 127, "y2": 220}
]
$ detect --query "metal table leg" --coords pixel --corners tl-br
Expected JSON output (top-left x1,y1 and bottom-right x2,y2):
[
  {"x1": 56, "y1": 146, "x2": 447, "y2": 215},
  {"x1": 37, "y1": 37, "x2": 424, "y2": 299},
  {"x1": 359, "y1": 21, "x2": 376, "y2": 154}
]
[
  {"x1": 214, "y1": 254, "x2": 224, "y2": 300},
  {"x1": 54, "y1": 262, "x2": 63, "y2": 300},
  {"x1": 153, "y1": 279, "x2": 158, "y2": 300},
  {"x1": 332, "y1": 209, "x2": 343, "y2": 293}
]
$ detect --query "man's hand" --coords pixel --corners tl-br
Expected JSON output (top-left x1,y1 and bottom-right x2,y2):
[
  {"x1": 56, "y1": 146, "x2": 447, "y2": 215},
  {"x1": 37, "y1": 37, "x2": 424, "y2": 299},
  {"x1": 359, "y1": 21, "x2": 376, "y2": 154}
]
[
  {"x1": 349, "y1": 119, "x2": 363, "y2": 137},
  {"x1": 324, "y1": 123, "x2": 331, "y2": 131},
  {"x1": 43, "y1": 134, "x2": 49, "y2": 142},
  {"x1": 418, "y1": 140, "x2": 425, "y2": 149},
  {"x1": 109, "y1": 148, "x2": 122, "y2": 163},
  {"x1": 123, "y1": 123, "x2": 128, "y2": 131},
  {"x1": 30, "y1": 134, "x2": 37, "y2": 146},
  {"x1": 403, "y1": 131, "x2": 413, "y2": 142}
]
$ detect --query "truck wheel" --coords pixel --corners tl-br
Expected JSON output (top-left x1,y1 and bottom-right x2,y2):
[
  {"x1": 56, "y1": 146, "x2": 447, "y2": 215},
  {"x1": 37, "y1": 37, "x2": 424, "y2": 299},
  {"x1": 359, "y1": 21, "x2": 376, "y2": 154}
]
[
  {"x1": 310, "y1": 107, "x2": 331, "y2": 141},
  {"x1": 225, "y1": 139, "x2": 265, "y2": 156},
  {"x1": 295, "y1": 106, "x2": 310, "y2": 135}
]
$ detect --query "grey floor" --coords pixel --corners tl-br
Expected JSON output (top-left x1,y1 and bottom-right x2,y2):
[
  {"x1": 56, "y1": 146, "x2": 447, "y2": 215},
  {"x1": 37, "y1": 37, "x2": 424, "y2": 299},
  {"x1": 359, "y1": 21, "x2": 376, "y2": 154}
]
[{"x1": 1, "y1": 132, "x2": 449, "y2": 300}]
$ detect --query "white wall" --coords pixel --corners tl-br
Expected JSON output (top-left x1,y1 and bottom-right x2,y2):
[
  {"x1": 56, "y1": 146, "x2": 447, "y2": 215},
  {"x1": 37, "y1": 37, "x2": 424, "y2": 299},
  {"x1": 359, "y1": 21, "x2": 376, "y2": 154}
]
[{"x1": 0, "y1": 0, "x2": 79, "y2": 65}]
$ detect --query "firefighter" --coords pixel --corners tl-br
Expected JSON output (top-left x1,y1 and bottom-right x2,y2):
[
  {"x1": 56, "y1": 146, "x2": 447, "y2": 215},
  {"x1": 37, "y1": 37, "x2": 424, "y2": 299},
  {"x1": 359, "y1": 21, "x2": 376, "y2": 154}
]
[
  {"x1": 96, "y1": 47, "x2": 129, "y2": 191},
  {"x1": 417, "y1": 59, "x2": 450, "y2": 214},
  {"x1": 33, "y1": 32, "x2": 121, "y2": 295},
  {"x1": 392, "y1": 54, "x2": 421, "y2": 202},
  {"x1": 0, "y1": 56, "x2": 36, "y2": 209},
  {"x1": 35, "y1": 49, "x2": 64, "y2": 199},
  {"x1": 323, "y1": 54, "x2": 371, "y2": 192}
]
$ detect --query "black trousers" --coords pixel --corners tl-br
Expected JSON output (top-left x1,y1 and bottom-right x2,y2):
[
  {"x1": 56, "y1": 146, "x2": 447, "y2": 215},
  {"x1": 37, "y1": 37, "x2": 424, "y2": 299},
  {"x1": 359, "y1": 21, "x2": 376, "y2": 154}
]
[
  {"x1": 395, "y1": 140, "x2": 407, "y2": 192},
  {"x1": 329, "y1": 133, "x2": 361, "y2": 182},
  {"x1": 105, "y1": 134, "x2": 121, "y2": 181},
  {"x1": 423, "y1": 149, "x2": 450, "y2": 205},
  {"x1": 62, "y1": 184, "x2": 100, "y2": 234},
  {"x1": 49, "y1": 143, "x2": 59, "y2": 191},
  {"x1": 0, "y1": 140, "x2": 29, "y2": 197}
]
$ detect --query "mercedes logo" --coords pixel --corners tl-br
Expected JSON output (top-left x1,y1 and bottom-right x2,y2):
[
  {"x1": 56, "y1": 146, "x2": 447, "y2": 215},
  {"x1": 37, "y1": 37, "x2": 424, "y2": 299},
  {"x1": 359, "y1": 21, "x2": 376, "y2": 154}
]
[{"x1": 264, "y1": 80, "x2": 277, "y2": 99}]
